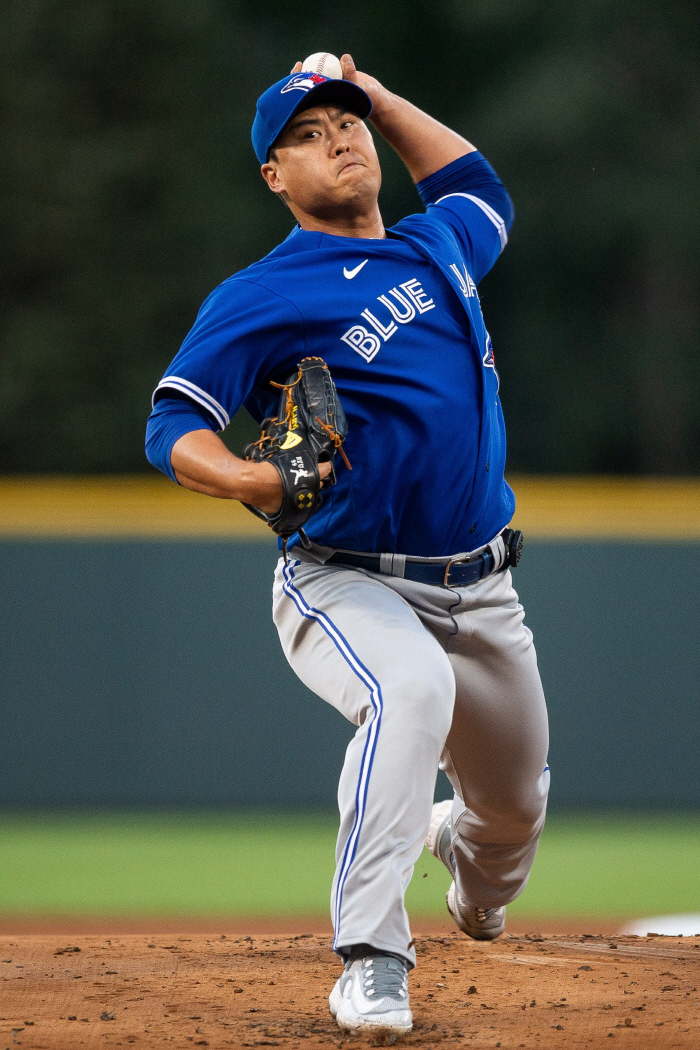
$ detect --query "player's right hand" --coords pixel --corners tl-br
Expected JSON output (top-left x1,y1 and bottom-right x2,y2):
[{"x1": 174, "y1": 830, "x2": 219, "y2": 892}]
[
  {"x1": 339, "y1": 54, "x2": 393, "y2": 119},
  {"x1": 288, "y1": 56, "x2": 391, "y2": 120}
]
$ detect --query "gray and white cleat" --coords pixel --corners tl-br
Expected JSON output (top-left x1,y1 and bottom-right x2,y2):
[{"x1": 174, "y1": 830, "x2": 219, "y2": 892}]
[
  {"x1": 329, "y1": 952, "x2": 412, "y2": 1034},
  {"x1": 425, "y1": 799, "x2": 456, "y2": 876},
  {"x1": 446, "y1": 882, "x2": 506, "y2": 941},
  {"x1": 426, "y1": 800, "x2": 506, "y2": 941}
]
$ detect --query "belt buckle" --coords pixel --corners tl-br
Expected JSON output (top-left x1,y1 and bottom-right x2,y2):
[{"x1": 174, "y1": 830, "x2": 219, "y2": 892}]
[{"x1": 443, "y1": 555, "x2": 471, "y2": 587}]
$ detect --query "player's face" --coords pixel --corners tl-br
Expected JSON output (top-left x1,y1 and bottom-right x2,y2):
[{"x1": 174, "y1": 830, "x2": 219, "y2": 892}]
[{"x1": 261, "y1": 105, "x2": 382, "y2": 220}]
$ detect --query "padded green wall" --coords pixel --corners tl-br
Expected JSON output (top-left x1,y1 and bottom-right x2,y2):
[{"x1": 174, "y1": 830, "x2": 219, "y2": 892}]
[{"x1": 1, "y1": 541, "x2": 698, "y2": 807}]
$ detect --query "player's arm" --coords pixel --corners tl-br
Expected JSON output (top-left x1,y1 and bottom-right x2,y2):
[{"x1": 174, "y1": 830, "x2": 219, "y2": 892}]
[
  {"x1": 146, "y1": 398, "x2": 283, "y2": 513},
  {"x1": 170, "y1": 428, "x2": 284, "y2": 513},
  {"x1": 340, "y1": 54, "x2": 476, "y2": 182},
  {"x1": 145, "y1": 400, "x2": 330, "y2": 514},
  {"x1": 334, "y1": 54, "x2": 514, "y2": 278},
  {"x1": 146, "y1": 278, "x2": 333, "y2": 515},
  {"x1": 290, "y1": 54, "x2": 473, "y2": 181}
]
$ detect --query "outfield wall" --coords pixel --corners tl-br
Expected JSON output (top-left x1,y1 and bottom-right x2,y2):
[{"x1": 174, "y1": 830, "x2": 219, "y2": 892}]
[{"x1": 1, "y1": 477, "x2": 699, "y2": 809}]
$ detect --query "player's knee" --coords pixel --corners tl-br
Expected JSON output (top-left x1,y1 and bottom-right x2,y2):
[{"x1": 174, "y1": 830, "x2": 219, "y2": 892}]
[
  {"x1": 492, "y1": 793, "x2": 547, "y2": 835},
  {"x1": 508, "y1": 793, "x2": 547, "y2": 833},
  {"x1": 462, "y1": 778, "x2": 548, "y2": 838}
]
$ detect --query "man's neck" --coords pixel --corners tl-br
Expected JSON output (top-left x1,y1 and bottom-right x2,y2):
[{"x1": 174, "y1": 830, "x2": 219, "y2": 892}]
[{"x1": 292, "y1": 205, "x2": 386, "y2": 240}]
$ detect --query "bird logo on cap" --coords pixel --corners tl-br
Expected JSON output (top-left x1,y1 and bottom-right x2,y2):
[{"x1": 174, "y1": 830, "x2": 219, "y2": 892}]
[{"x1": 281, "y1": 72, "x2": 330, "y2": 94}]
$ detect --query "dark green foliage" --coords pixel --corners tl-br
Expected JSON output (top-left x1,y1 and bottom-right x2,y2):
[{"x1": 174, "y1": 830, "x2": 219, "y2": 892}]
[{"x1": 1, "y1": 0, "x2": 698, "y2": 472}]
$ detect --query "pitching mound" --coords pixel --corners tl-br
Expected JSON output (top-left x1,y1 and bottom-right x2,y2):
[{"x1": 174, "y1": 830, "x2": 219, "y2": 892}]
[{"x1": 1, "y1": 931, "x2": 698, "y2": 1047}]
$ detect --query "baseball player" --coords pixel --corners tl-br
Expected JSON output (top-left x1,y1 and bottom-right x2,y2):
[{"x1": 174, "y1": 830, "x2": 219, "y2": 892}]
[{"x1": 146, "y1": 55, "x2": 550, "y2": 1035}]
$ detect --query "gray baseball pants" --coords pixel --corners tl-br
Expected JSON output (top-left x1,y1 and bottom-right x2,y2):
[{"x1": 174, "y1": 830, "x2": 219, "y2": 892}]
[{"x1": 272, "y1": 542, "x2": 550, "y2": 968}]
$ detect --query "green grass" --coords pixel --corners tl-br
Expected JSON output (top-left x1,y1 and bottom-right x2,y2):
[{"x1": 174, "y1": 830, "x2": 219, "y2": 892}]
[{"x1": 1, "y1": 810, "x2": 698, "y2": 918}]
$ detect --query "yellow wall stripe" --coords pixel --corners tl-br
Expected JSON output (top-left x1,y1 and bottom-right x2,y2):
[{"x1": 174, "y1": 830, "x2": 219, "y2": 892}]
[
  {"x1": 0, "y1": 477, "x2": 270, "y2": 539},
  {"x1": 0, "y1": 475, "x2": 698, "y2": 540},
  {"x1": 508, "y1": 475, "x2": 700, "y2": 540}
]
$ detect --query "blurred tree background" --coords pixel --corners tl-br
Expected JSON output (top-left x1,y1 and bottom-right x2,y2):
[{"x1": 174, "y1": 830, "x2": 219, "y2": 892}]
[{"x1": 1, "y1": 0, "x2": 698, "y2": 474}]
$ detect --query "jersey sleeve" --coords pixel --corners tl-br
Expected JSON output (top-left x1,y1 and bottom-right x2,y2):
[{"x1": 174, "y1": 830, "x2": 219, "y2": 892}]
[
  {"x1": 145, "y1": 396, "x2": 216, "y2": 482},
  {"x1": 416, "y1": 152, "x2": 514, "y2": 285},
  {"x1": 151, "y1": 278, "x2": 305, "y2": 430}
]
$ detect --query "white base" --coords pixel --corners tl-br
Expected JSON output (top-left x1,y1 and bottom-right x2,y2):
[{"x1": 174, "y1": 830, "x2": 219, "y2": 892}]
[{"x1": 618, "y1": 914, "x2": 700, "y2": 936}]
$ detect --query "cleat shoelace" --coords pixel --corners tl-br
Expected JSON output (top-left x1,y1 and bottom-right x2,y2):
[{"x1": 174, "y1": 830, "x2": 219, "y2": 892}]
[
  {"x1": 360, "y1": 956, "x2": 408, "y2": 999},
  {"x1": 475, "y1": 907, "x2": 499, "y2": 924}
]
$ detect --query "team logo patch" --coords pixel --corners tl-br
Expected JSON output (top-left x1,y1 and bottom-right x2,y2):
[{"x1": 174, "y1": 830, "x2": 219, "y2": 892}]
[
  {"x1": 483, "y1": 332, "x2": 500, "y2": 390},
  {"x1": 281, "y1": 72, "x2": 329, "y2": 94},
  {"x1": 483, "y1": 333, "x2": 495, "y2": 369}
]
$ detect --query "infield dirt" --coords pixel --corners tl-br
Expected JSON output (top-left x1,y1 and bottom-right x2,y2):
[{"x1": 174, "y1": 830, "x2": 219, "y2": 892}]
[{"x1": 2, "y1": 931, "x2": 699, "y2": 1048}]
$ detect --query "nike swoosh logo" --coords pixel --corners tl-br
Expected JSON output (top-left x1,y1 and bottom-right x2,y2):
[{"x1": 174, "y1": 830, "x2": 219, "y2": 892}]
[{"x1": 343, "y1": 259, "x2": 369, "y2": 280}]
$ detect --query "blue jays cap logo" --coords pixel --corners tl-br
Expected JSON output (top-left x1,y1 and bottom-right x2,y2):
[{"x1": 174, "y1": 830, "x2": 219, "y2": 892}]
[{"x1": 281, "y1": 72, "x2": 330, "y2": 94}]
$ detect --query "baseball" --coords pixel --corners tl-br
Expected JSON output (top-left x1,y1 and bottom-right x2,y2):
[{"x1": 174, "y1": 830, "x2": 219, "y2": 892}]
[{"x1": 302, "y1": 52, "x2": 343, "y2": 80}]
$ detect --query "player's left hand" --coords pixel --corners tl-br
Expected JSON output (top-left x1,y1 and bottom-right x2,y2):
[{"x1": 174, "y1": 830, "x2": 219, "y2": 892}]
[
  {"x1": 289, "y1": 55, "x2": 393, "y2": 119},
  {"x1": 241, "y1": 357, "x2": 350, "y2": 546}
]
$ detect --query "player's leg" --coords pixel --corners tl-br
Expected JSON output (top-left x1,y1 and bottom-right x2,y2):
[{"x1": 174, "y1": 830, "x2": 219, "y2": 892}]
[
  {"x1": 272, "y1": 555, "x2": 456, "y2": 967},
  {"x1": 439, "y1": 568, "x2": 550, "y2": 918}
]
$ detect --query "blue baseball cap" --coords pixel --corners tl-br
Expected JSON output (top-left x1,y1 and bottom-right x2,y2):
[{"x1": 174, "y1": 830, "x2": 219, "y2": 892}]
[{"x1": 252, "y1": 70, "x2": 373, "y2": 165}]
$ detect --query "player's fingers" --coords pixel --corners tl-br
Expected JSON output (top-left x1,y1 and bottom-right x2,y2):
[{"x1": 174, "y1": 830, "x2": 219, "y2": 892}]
[
  {"x1": 290, "y1": 61, "x2": 302, "y2": 74},
  {"x1": 319, "y1": 461, "x2": 333, "y2": 489},
  {"x1": 340, "y1": 54, "x2": 357, "y2": 82}
]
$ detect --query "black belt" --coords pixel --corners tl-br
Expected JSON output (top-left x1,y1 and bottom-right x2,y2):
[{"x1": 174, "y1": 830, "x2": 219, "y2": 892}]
[{"x1": 327, "y1": 528, "x2": 523, "y2": 588}]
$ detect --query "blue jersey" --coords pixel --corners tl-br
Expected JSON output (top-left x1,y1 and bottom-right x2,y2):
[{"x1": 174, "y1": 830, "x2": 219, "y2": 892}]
[{"x1": 147, "y1": 152, "x2": 515, "y2": 557}]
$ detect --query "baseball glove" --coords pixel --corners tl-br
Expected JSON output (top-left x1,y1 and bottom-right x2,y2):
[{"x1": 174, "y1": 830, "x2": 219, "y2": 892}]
[{"x1": 242, "y1": 357, "x2": 350, "y2": 555}]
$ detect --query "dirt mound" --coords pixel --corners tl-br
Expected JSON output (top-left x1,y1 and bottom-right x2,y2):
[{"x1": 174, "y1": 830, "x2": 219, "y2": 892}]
[{"x1": 2, "y1": 930, "x2": 698, "y2": 1047}]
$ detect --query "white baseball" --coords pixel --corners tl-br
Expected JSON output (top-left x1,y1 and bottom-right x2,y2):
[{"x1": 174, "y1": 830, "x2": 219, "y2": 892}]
[{"x1": 302, "y1": 52, "x2": 343, "y2": 80}]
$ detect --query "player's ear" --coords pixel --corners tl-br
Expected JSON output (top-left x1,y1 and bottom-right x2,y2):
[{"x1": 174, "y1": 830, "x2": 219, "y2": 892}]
[
  {"x1": 261, "y1": 163, "x2": 291, "y2": 209},
  {"x1": 261, "y1": 161, "x2": 285, "y2": 194}
]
